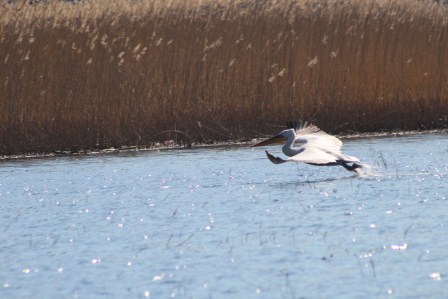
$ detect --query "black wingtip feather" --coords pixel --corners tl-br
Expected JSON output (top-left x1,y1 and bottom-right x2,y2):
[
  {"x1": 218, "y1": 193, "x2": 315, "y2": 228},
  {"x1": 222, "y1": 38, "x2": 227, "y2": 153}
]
[
  {"x1": 286, "y1": 121, "x2": 298, "y2": 130},
  {"x1": 286, "y1": 120, "x2": 305, "y2": 130}
]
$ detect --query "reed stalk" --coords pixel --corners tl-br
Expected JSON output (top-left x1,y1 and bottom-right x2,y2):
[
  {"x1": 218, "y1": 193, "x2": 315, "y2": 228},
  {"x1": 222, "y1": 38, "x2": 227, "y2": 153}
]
[{"x1": 1, "y1": 0, "x2": 447, "y2": 155}]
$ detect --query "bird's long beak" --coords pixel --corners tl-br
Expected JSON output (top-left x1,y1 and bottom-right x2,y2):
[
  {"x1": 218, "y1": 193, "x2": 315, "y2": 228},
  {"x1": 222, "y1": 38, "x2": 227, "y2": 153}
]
[{"x1": 251, "y1": 133, "x2": 286, "y2": 147}]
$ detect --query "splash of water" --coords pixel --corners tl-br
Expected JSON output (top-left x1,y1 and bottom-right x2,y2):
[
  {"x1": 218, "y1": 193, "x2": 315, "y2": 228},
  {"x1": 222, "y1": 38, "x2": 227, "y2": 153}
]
[{"x1": 354, "y1": 163, "x2": 377, "y2": 177}]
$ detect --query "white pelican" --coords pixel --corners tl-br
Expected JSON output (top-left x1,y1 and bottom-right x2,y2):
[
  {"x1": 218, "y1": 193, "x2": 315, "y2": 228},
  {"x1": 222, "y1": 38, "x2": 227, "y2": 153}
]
[{"x1": 252, "y1": 121, "x2": 362, "y2": 172}]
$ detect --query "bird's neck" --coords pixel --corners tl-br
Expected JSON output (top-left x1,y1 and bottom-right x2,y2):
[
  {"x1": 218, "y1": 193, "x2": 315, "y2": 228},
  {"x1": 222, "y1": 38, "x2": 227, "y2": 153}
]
[{"x1": 282, "y1": 135, "x2": 298, "y2": 157}]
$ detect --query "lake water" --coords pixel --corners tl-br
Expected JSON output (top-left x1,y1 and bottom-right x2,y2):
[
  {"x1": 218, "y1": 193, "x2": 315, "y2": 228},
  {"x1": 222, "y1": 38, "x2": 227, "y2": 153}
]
[{"x1": 1, "y1": 133, "x2": 447, "y2": 299}]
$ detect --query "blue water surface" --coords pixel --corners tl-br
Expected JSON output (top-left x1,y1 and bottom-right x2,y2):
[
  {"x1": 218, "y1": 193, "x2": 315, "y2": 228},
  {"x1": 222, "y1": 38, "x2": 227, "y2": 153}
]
[{"x1": 1, "y1": 134, "x2": 448, "y2": 298}]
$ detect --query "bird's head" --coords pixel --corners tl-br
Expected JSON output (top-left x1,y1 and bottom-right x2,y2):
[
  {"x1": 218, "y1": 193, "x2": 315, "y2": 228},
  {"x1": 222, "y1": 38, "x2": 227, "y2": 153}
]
[{"x1": 251, "y1": 129, "x2": 294, "y2": 147}]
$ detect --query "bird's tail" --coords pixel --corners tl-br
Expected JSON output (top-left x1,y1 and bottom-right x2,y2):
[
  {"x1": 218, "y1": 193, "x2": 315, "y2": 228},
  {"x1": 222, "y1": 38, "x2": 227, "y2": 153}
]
[{"x1": 342, "y1": 154, "x2": 360, "y2": 163}]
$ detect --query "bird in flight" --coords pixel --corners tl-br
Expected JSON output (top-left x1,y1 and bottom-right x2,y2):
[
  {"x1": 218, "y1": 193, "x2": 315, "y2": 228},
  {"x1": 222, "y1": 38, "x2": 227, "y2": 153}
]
[{"x1": 252, "y1": 121, "x2": 363, "y2": 172}]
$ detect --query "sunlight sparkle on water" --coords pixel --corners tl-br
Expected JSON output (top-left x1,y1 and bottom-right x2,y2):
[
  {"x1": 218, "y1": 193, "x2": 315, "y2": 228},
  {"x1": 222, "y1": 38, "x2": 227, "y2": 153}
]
[
  {"x1": 429, "y1": 273, "x2": 442, "y2": 281},
  {"x1": 390, "y1": 244, "x2": 408, "y2": 250},
  {"x1": 152, "y1": 274, "x2": 164, "y2": 282},
  {"x1": 1, "y1": 134, "x2": 448, "y2": 298}
]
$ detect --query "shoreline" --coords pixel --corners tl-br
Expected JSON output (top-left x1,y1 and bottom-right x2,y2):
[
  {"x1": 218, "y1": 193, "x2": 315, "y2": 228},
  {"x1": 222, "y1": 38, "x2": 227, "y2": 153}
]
[
  {"x1": 2, "y1": 1, "x2": 448, "y2": 158},
  {"x1": 1, "y1": 129, "x2": 446, "y2": 161}
]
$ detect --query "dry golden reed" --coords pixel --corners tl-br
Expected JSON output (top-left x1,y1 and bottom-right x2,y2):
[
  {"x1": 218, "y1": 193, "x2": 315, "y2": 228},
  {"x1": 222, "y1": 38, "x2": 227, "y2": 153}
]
[{"x1": 1, "y1": 0, "x2": 448, "y2": 155}]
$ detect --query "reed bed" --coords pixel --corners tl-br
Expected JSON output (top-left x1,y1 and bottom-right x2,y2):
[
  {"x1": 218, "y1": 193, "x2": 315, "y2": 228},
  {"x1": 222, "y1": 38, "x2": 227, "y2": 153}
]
[{"x1": 1, "y1": 0, "x2": 448, "y2": 155}]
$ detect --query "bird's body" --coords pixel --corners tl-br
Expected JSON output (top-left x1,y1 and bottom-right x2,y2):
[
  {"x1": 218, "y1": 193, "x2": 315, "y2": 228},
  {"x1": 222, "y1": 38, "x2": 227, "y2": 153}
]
[{"x1": 252, "y1": 121, "x2": 362, "y2": 172}]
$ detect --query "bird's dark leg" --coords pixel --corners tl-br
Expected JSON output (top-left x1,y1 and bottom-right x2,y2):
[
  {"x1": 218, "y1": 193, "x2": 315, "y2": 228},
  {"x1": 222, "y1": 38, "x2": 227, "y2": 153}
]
[
  {"x1": 265, "y1": 150, "x2": 287, "y2": 164},
  {"x1": 307, "y1": 160, "x2": 362, "y2": 172},
  {"x1": 339, "y1": 161, "x2": 362, "y2": 172}
]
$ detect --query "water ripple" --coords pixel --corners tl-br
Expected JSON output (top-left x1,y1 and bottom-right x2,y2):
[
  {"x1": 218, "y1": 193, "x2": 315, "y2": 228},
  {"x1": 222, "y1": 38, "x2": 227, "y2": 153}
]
[{"x1": 0, "y1": 134, "x2": 448, "y2": 298}]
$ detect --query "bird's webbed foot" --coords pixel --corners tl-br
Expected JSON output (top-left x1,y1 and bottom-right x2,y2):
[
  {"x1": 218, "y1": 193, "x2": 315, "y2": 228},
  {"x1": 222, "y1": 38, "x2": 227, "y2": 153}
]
[
  {"x1": 340, "y1": 161, "x2": 362, "y2": 171},
  {"x1": 265, "y1": 150, "x2": 287, "y2": 164}
]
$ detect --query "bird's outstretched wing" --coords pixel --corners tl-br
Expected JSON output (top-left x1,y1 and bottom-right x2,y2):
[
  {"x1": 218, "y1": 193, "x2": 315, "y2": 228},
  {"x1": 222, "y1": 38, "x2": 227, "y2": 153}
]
[
  {"x1": 287, "y1": 121, "x2": 343, "y2": 154},
  {"x1": 266, "y1": 148, "x2": 338, "y2": 165},
  {"x1": 286, "y1": 121, "x2": 320, "y2": 136},
  {"x1": 288, "y1": 146, "x2": 338, "y2": 164}
]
